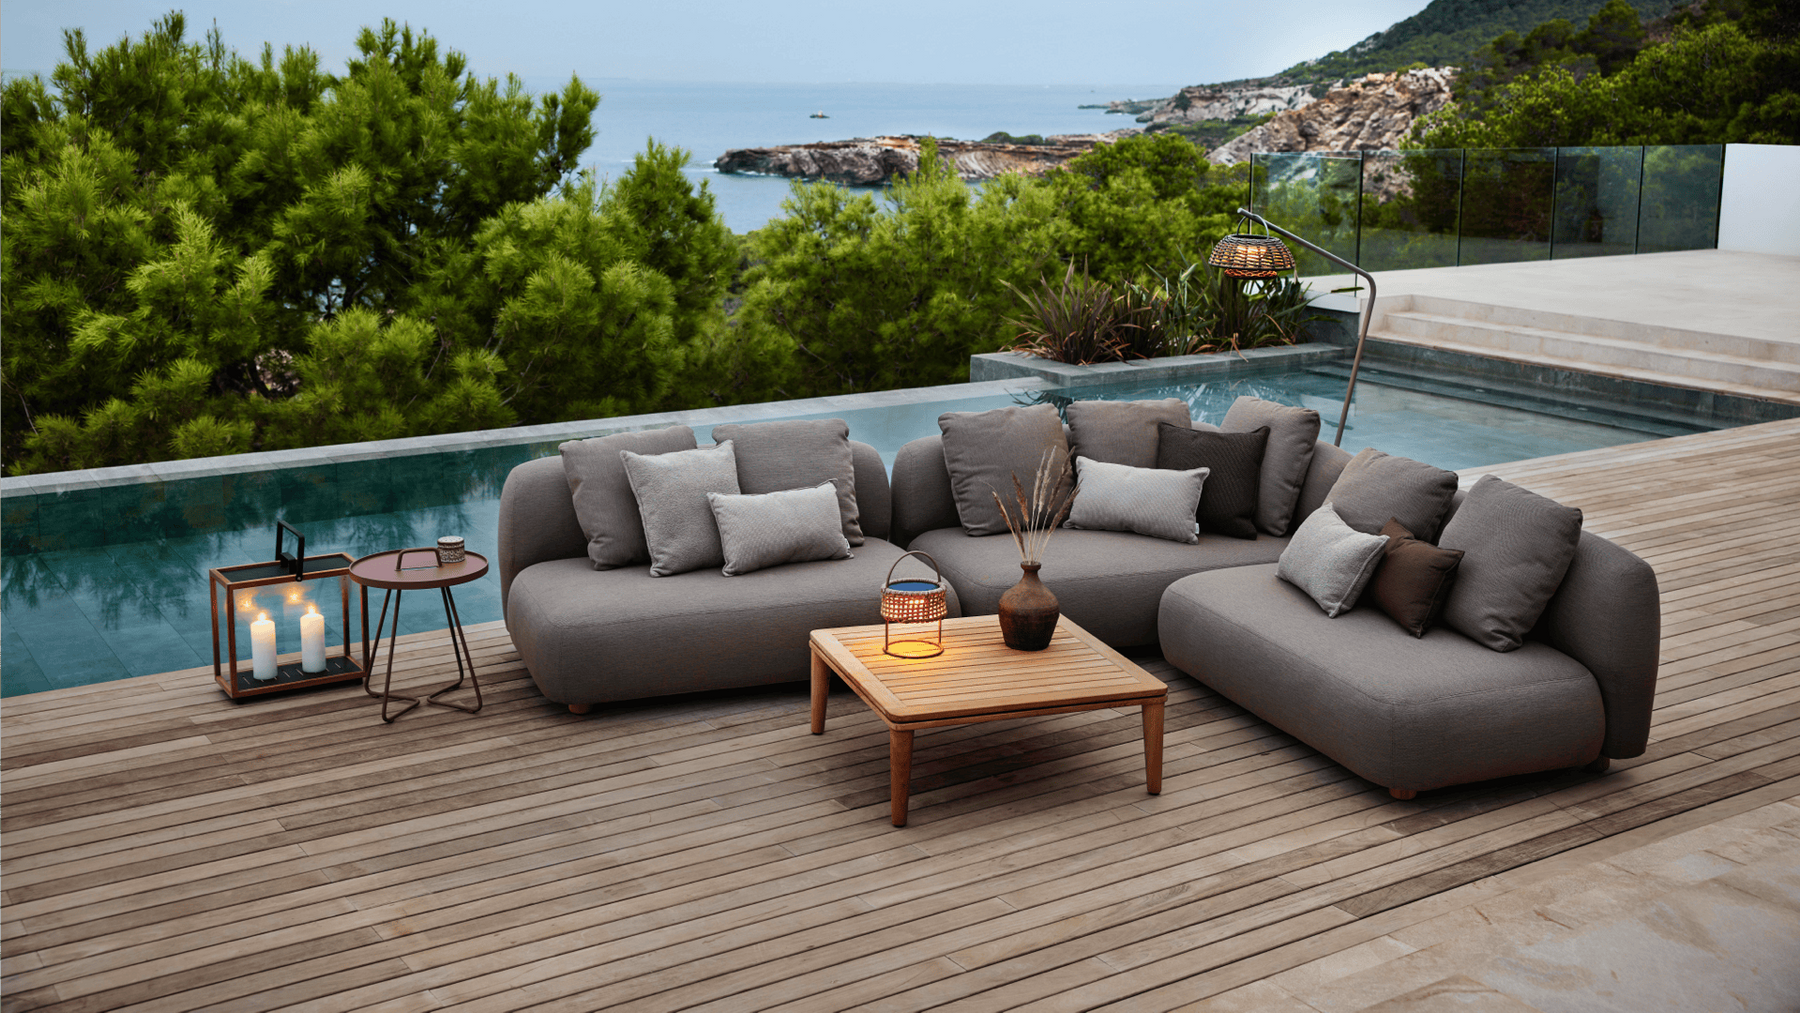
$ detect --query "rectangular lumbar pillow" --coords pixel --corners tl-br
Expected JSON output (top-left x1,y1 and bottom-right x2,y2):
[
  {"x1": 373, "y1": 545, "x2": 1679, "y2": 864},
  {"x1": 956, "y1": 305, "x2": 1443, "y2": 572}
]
[
  {"x1": 620, "y1": 441, "x2": 740, "y2": 577},
  {"x1": 1327, "y1": 448, "x2": 1460, "y2": 543},
  {"x1": 1222, "y1": 396, "x2": 1319, "y2": 538},
  {"x1": 710, "y1": 418, "x2": 863, "y2": 545},
  {"x1": 706, "y1": 481, "x2": 853, "y2": 576},
  {"x1": 561, "y1": 426, "x2": 699, "y2": 569},
  {"x1": 1065, "y1": 398, "x2": 1191, "y2": 470},
  {"x1": 1065, "y1": 456, "x2": 1208, "y2": 544},
  {"x1": 938, "y1": 404, "x2": 1070, "y2": 537},
  {"x1": 1438, "y1": 474, "x2": 1584, "y2": 652},
  {"x1": 1371, "y1": 517, "x2": 1465, "y2": 637},
  {"x1": 1156, "y1": 422, "x2": 1267, "y2": 540},
  {"x1": 1277, "y1": 503, "x2": 1390, "y2": 617}
]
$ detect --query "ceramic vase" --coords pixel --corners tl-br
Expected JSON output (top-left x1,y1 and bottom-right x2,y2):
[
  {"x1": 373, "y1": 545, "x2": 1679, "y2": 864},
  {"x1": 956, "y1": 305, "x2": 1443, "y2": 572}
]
[{"x1": 997, "y1": 562, "x2": 1059, "y2": 651}]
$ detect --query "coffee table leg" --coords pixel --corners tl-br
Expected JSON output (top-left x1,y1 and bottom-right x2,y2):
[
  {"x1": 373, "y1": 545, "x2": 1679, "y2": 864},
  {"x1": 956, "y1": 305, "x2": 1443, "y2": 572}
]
[
  {"x1": 810, "y1": 649, "x2": 829, "y2": 735},
  {"x1": 1143, "y1": 699, "x2": 1164, "y2": 795},
  {"x1": 890, "y1": 729, "x2": 914, "y2": 827}
]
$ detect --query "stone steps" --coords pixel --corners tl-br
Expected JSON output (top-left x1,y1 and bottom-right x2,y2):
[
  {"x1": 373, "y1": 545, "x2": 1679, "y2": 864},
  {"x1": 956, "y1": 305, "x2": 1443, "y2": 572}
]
[{"x1": 1364, "y1": 294, "x2": 1800, "y2": 407}]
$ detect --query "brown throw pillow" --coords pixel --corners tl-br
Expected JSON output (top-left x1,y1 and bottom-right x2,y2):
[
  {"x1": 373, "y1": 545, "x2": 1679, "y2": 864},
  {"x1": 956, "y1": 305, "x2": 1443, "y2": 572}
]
[
  {"x1": 1371, "y1": 518, "x2": 1465, "y2": 638},
  {"x1": 1156, "y1": 423, "x2": 1267, "y2": 539}
]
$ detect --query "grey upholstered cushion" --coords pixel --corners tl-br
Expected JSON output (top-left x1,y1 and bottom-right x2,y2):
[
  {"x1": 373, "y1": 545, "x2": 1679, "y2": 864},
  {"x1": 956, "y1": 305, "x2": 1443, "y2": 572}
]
[
  {"x1": 1160, "y1": 564, "x2": 1604, "y2": 792},
  {"x1": 938, "y1": 404, "x2": 1070, "y2": 537},
  {"x1": 1222, "y1": 396, "x2": 1320, "y2": 537},
  {"x1": 1277, "y1": 503, "x2": 1391, "y2": 617},
  {"x1": 711, "y1": 418, "x2": 864, "y2": 545},
  {"x1": 707, "y1": 482, "x2": 853, "y2": 576},
  {"x1": 1327, "y1": 448, "x2": 1460, "y2": 543},
  {"x1": 1156, "y1": 423, "x2": 1267, "y2": 539},
  {"x1": 507, "y1": 538, "x2": 962, "y2": 707},
  {"x1": 560, "y1": 426, "x2": 698, "y2": 569},
  {"x1": 1065, "y1": 398, "x2": 1190, "y2": 469},
  {"x1": 1066, "y1": 457, "x2": 1207, "y2": 544},
  {"x1": 910, "y1": 525, "x2": 1286, "y2": 647},
  {"x1": 620, "y1": 441, "x2": 740, "y2": 577},
  {"x1": 1294, "y1": 441, "x2": 1354, "y2": 523},
  {"x1": 1439, "y1": 475, "x2": 1584, "y2": 652}
]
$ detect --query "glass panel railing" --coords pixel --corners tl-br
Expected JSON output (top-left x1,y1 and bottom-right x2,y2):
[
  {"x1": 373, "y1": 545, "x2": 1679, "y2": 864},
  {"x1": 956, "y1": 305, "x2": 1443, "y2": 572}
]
[
  {"x1": 1552, "y1": 146, "x2": 1643, "y2": 259},
  {"x1": 1358, "y1": 149, "x2": 1463, "y2": 272},
  {"x1": 1250, "y1": 151, "x2": 1362, "y2": 276},
  {"x1": 1638, "y1": 144, "x2": 1724, "y2": 253},
  {"x1": 1458, "y1": 148, "x2": 1555, "y2": 266}
]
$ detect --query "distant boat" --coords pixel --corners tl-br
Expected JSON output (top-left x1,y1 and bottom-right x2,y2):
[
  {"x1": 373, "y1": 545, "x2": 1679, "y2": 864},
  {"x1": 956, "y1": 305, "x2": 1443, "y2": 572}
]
[{"x1": 810, "y1": 110, "x2": 829, "y2": 119}]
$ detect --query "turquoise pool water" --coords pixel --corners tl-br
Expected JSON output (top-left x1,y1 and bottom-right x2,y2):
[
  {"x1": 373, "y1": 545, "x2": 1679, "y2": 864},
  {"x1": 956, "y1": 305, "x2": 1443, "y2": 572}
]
[{"x1": 0, "y1": 360, "x2": 1731, "y2": 697}]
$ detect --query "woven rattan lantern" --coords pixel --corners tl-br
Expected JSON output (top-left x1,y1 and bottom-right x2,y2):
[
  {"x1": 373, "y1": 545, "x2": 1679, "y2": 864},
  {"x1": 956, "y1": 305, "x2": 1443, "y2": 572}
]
[
  {"x1": 1208, "y1": 229, "x2": 1297, "y2": 279},
  {"x1": 881, "y1": 551, "x2": 949, "y2": 658}
]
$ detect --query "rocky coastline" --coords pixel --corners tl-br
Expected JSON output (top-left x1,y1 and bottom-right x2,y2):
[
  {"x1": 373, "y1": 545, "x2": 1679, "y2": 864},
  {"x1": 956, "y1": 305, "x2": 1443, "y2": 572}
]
[
  {"x1": 1205, "y1": 68, "x2": 1455, "y2": 164},
  {"x1": 713, "y1": 130, "x2": 1140, "y2": 185}
]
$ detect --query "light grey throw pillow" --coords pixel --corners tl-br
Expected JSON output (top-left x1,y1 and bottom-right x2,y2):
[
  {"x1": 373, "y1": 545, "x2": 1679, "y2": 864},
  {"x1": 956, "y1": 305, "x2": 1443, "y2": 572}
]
[
  {"x1": 1439, "y1": 474, "x2": 1584, "y2": 652},
  {"x1": 1277, "y1": 502, "x2": 1391, "y2": 617},
  {"x1": 706, "y1": 481, "x2": 853, "y2": 576},
  {"x1": 620, "y1": 441, "x2": 740, "y2": 577},
  {"x1": 938, "y1": 404, "x2": 1070, "y2": 537},
  {"x1": 1065, "y1": 398, "x2": 1190, "y2": 469},
  {"x1": 1327, "y1": 448, "x2": 1460, "y2": 543},
  {"x1": 1222, "y1": 396, "x2": 1320, "y2": 538},
  {"x1": 560, "y1": 426, "x2": 698, "y2": 569},
  {"x1": 1065, "y1": 456, "x2": 1208, "y2": 544},
  {"x1": 710, "y1": 418, "x2": 863, "y2": 545}
]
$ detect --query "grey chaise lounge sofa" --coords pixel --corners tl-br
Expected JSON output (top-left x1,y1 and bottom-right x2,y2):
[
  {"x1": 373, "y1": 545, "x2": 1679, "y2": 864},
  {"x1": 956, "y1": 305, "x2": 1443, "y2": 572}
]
[{"x1": 499, "y1": 435, "x2": 960, "y2": 713}]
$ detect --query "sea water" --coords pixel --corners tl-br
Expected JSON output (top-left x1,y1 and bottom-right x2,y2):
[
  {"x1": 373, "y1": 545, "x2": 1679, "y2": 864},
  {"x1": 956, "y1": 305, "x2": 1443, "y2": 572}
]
[{"x1": 559, "y1": 79, "x2": 1183, "y2": 232}]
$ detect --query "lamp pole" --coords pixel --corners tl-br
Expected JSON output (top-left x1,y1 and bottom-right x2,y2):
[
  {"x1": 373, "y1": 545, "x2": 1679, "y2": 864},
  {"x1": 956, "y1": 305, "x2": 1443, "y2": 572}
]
[{"x1": 1233, "y1": 207, "x2": 1376, "y2": 448}]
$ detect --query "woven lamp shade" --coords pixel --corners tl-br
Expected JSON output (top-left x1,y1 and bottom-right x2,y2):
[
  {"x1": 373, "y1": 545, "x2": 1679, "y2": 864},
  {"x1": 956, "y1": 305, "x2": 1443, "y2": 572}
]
[{"x1": 1208, "y1": 233, "x2": 1297, "y2": 279}]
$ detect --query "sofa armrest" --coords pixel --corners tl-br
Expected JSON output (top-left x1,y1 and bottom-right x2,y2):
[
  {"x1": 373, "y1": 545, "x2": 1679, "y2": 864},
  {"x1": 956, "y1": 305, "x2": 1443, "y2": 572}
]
[
  {"x1": 891, "y1": 434, "x2": 961, "y2": 548},
  {"x1": 850, "y1": 440, "x2": 892, "y2": 543},
  {"x1": 1532, "y1": 530, "x2": 1660, "y2": 758},
  {"x1": 498, "y1": 455, "x2": 588, "y2": 619}
]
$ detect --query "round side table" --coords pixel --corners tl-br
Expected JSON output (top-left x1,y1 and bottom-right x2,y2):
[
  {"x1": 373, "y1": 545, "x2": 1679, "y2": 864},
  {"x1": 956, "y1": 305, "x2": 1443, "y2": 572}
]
[{"x1": 350, "y1": 548, "x2": 490, "y2": 723}]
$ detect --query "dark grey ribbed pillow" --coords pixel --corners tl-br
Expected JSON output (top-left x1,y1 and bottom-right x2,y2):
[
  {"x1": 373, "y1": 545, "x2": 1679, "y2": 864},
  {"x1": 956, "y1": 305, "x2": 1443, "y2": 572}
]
[
  {"x1": 1327, "y1": 448, "x2": 1460, "y2": 544},
  {"x1": 1439, "y1": 475, "x2": 1584, "y2": 652},
  {"x1": 1155, "y1": 422, "x2": 1267, "y2": 539}
]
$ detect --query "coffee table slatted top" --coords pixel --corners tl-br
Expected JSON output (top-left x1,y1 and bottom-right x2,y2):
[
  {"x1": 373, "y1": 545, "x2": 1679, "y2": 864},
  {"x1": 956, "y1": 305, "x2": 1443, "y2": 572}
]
[{"x1": 810, "y1": 616, "x2": 1167, "y2": 725}]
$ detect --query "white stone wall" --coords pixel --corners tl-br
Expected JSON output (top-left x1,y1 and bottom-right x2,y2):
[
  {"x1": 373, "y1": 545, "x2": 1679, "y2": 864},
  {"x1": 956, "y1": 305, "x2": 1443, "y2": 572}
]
[{"x1": 1718, "y1": 144, "x2": 1800, "y2": 257}]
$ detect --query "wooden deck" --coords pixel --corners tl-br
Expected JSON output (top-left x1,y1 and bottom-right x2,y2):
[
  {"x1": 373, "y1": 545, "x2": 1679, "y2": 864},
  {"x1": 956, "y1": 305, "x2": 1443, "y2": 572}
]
[{"x1": 4, "y1": 418, "x2": 1797, "y2": 1012}]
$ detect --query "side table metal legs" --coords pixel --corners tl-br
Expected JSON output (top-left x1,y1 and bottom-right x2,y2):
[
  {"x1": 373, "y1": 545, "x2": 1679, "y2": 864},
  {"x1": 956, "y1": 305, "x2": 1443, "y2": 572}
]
[{"x1": 362, "y1": 586, "x2": 483, "y2": 723}]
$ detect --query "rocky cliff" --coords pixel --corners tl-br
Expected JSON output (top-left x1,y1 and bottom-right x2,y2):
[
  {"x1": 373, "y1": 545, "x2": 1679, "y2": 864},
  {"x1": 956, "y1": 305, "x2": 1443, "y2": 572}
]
[
  {"x1": 714, "y1": 131, "x2": 1138, "y2": 186},
  {"x1": 1133, "y1": 81, "x2": 1322, "y2": 126},
  {"x1": 1206, "y1": 68, "x2": 1455, "y2": 164}
]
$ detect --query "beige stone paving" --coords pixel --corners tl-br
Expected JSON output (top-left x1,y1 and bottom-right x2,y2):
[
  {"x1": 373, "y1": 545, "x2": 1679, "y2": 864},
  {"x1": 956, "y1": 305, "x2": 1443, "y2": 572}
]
[{"x1": 1183, "y1": 795, "x2": 1800, "y2": 1013}]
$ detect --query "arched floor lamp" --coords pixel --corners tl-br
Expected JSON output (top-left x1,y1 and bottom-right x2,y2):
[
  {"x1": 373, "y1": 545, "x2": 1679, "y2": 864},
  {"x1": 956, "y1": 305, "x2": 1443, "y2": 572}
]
[{"x1": 1208, "y1": 206, "x2": 1377, "y2": 448}]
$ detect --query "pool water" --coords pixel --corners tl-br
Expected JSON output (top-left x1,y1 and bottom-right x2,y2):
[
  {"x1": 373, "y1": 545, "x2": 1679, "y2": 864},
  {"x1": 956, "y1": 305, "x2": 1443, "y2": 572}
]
[{"x1": 0, "y1": 361, "x2": 1721, "y2": 697}]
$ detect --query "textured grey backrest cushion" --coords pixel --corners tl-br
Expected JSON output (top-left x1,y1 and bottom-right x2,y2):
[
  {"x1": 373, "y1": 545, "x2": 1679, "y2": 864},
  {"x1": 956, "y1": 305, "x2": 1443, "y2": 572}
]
[
  {"x1": 1065, "y1": 456, "x2": 1208, "y2": 544},
  {"x1": 1156, "y1": 422, "x2": 1267, "y2": 540},
  {"x1": 560, "y1": 425, "x2": 698, "y2": 569},
  {"x1": 1327, "y1": 448, "x2": 1460, "y2": 544},
  {"x1": 1222, "y1": 396, "x2": 1319, "y2": 537},
  {"x1": 711, "y1": 418, "x2": 864, "y2": 545},
  {"x1": 707, "y1": 481, "x2": 852, "y2": 576},
  {"x1": 620, "y1": 441, "x2": 741, "y2": 577},
  {"x1": 1065, "y1": 399, "x2": 1190, "y2": 469},
  {"x1": 1277, "y1": 503, "x2": 1390, "y2": 617},
  {"x1": 1439, "y1": 474, "x2": 1584, "y2": 652},
  {"x1": 938, "y1": 404, "x2": 1069, "y2": 537}
]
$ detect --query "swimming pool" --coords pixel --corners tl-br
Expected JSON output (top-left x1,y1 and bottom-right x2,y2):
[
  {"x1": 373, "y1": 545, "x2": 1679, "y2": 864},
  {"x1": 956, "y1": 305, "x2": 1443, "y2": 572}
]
[{"x1": 0, "y1": 357, "x2": 1748, "y2": 696}]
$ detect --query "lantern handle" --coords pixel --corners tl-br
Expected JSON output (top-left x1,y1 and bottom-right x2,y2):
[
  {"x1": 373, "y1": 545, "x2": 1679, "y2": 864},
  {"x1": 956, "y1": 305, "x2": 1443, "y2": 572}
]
[{"x1": 885, "y1": 550, "x2": 943, "y2": 588}]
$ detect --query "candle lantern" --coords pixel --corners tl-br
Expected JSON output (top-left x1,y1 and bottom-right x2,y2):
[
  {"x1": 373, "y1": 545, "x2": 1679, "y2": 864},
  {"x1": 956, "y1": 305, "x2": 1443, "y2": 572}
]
[
  {"x1": 880, "y1": 551, "x2": 949, "y2": 659},
  {"x1": 210, "y1": 521, "x2": 365, "y2": 698}
]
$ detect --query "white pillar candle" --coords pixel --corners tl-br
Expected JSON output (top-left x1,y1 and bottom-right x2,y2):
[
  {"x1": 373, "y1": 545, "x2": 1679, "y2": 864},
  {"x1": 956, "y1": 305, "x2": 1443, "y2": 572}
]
[
  {"x1": 251, "y1": 612, "x2": 277, "y2": 681},
  {"x1": 300, "y1": 605, "x2": 326, "y2": 673}
]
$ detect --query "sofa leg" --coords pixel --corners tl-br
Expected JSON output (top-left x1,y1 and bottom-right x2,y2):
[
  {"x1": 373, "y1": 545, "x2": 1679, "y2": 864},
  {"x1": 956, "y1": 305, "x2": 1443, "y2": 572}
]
[
  {"x1": 1389, "y1": 788, "x2": 1417, "y2": 800},
  {"x1": 568, "y1": 703, "x2": 591, "y2": 715},
  {"x1": 1584, "y1": 756, "x2": 1610, "y2": 774}
]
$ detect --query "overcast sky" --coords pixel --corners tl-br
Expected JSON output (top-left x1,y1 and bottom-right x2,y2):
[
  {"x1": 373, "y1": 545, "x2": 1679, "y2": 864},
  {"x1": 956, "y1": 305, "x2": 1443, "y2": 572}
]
[{"x1": 3, "y1": 0, "x2": 1433, "y2": 86}]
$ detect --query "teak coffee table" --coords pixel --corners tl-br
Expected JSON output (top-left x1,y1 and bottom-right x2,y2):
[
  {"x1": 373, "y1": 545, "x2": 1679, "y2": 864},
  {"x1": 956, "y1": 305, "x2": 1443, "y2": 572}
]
[{"x1": 810, "y1": 615, "x2": 1167, "y2": 826}]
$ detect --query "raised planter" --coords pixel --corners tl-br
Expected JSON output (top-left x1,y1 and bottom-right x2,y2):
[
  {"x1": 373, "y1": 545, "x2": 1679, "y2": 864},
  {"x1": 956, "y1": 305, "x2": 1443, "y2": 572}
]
[{"x1": 968, "y1": 341, "x2": 1349, "y2": 387}]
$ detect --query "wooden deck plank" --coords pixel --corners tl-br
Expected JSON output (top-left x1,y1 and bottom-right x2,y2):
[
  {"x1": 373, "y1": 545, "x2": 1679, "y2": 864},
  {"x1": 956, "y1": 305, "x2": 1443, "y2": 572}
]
[{"x1": 3, "y1": 417, "x2": 1797, "y2": 1011}]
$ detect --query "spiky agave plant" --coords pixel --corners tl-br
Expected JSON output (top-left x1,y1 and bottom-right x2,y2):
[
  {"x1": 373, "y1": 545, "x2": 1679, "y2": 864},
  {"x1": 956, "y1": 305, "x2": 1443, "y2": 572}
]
[{"x1": 990, "y1": 448, "x2": 1076, "y2": 565}]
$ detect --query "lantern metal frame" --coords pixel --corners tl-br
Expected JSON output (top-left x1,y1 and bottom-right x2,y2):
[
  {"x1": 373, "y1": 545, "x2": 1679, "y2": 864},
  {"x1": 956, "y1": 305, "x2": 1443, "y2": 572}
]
[
  {"x1": 210, "y1": 524, "x2": 366, "y2": 699},
  {"x1": 1212, "y1": 207, "x2": 1379, "y2": 448},
  {"x1": 880, "y1": 550, "x2": 949, "y2": 659}
]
